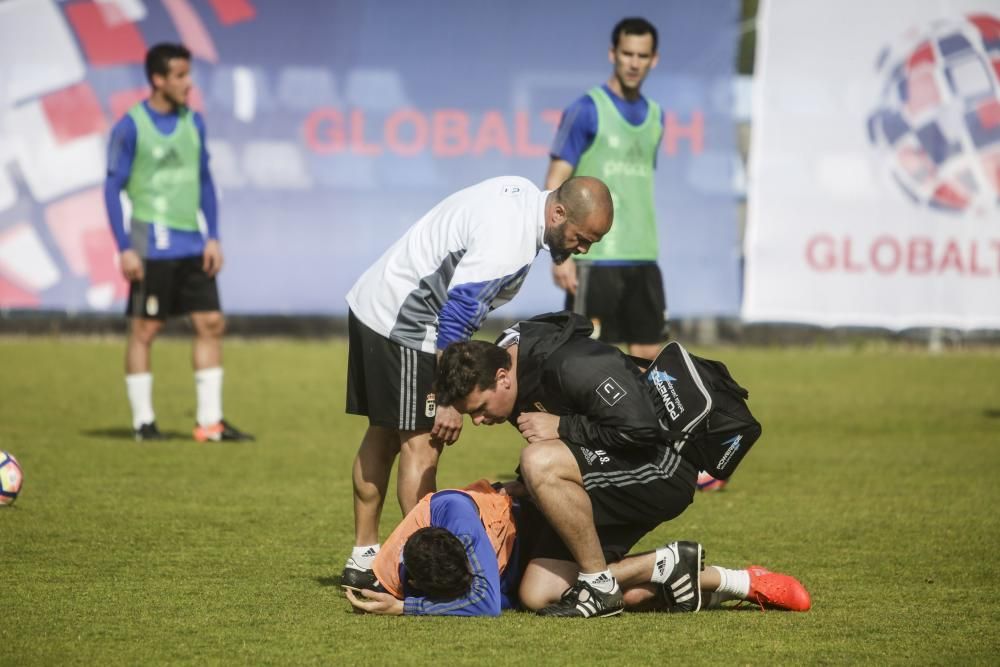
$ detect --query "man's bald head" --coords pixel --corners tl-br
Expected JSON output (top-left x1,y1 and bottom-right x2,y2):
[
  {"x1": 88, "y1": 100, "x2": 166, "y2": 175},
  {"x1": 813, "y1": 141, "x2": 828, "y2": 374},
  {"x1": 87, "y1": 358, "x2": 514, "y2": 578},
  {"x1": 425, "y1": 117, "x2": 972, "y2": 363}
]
[
  {"x1": 555, "y1": 176, "x2": 614, "y2": 233},
  {"x1": 544, "y1": 176, "x2": 614, "y2": 264}
]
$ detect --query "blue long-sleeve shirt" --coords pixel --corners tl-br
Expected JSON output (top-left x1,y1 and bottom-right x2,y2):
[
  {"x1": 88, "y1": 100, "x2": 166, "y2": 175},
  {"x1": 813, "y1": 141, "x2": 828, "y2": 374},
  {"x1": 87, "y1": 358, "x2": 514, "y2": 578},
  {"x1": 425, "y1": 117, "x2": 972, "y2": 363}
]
[
  {"x1": 437, "y1": 265, "x2": 532, "y2": 350},
  {"x1": 104, "y1": 100, "x2": 218, "y2": 259},
  {"x1": 401, "y1": 491, "x2": 514, "y2": 617}
]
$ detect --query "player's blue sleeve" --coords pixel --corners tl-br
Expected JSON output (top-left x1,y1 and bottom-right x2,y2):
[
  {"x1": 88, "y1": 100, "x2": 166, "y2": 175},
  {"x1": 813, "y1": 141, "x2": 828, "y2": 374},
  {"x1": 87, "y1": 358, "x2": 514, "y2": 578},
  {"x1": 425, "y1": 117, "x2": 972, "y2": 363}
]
[
  {"x1": 436, "y1": 271, "x2": 525, "y2": 351},
  {"x1": 549, "y1": 95, "x2": 598, "y2": 167},
  {"x1": 193, "y1": 112, "x2": 219, "y2": 241},
  {"x1": 437, "y1": 280, "x2": 502, "y2": 350},
  {"x1": 403, "y1": 491, "x2": 502, "y2": 617},
  {"x1": 104, "y1": 115, "x2": 137, "y2": 251}
]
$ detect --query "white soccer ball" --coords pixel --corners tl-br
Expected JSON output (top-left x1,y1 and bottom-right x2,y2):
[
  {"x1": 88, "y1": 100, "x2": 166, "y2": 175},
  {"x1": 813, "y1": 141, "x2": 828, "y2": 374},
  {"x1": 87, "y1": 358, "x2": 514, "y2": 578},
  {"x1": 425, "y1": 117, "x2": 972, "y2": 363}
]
[{"x1": 0, "y1": 451, "x2": 24, "y2": 506}]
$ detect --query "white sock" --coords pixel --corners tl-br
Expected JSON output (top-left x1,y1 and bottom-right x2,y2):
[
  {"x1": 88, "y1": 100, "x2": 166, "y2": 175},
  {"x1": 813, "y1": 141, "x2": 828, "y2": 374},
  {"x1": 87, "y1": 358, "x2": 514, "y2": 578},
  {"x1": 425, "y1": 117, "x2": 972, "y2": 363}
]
[
  {"x1": 579, "y1": 569, "x2": 619, "y2": 594},
  {"x1": 125, "y1": 373, "x2": 154, "y2": 429},
  {"x1": 347, "y1": 544, "x2": 380, "y2": 570},
  {"x1": 711, "y1": 566, "x2": 751, "y2": 599},
  {"x1": 650, "y1": 544, "x2": 679, "y2": 584},
  {"x1": 195, "y1": 367, "x2": 223, "y2": 427}
]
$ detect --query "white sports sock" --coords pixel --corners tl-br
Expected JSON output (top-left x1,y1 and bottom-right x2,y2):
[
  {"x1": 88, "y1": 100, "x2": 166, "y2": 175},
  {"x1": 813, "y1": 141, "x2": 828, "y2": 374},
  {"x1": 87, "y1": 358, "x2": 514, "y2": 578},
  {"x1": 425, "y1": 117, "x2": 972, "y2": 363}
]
[
  {"x1": 195, "y1": 367, "x2": 224, "y2": 427},
  {"x1": 347, "y1": 544, "x2": 380, "y2": 570},
  {"x1": 650, "y1": 544, "x2": 679, "y2": 584},
  {"x1": 125, "y1": 373, "x2": 154, "y2": 429},
  {"x1": 711, "y1": 566, "x2": 751, "y2": 599},
  {"x1": 578, "y1": 569, "x2": 619, "y2": 594}
]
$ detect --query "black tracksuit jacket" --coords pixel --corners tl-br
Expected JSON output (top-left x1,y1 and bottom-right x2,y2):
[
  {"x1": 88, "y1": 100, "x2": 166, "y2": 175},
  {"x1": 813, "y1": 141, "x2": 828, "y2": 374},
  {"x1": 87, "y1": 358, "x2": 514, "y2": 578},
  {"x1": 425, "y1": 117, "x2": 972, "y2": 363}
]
[{"x1": 504, "y1": 311, "x2": 667, "y2": 451}]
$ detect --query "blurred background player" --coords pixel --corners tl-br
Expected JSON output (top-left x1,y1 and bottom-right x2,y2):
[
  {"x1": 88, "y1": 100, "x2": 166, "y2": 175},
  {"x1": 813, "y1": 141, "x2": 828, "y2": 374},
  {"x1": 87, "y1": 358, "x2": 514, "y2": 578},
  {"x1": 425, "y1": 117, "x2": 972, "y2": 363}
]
[
  {"x1": 546, "y1": 17, "x2": 667, "y2": 360},
  {"x1": 340, "y1": 176, "x2": 612, "y2": 589},
  {"x1": 104, "y1": 43, "x2": 253, "y2": 443}
]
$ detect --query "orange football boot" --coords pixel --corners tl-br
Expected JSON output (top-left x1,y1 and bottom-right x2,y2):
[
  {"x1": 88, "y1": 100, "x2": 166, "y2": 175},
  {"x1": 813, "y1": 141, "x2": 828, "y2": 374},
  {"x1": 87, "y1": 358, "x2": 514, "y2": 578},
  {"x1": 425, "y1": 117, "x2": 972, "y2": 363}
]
[
  {"x1": 193, "y1": 419, "x2": 255, "y2": 442},
  {"x1": 745, "y1": 565, "x2": 811, "y2": 611}
]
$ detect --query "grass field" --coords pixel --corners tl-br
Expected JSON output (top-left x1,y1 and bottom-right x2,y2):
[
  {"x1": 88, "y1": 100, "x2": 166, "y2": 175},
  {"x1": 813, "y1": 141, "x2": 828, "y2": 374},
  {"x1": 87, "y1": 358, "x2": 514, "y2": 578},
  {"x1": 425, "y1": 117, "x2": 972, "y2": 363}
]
[{"x1": 2, "y1": 336, "x2": 999, "y2": 665}]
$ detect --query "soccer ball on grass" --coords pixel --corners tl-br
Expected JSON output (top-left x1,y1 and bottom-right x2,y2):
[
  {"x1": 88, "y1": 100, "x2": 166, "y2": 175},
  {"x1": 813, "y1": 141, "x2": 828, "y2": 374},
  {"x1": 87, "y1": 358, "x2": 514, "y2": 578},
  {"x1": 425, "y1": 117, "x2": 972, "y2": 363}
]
[{"x1": 0, "y1": 451, "x2": 24, "y2": 506}]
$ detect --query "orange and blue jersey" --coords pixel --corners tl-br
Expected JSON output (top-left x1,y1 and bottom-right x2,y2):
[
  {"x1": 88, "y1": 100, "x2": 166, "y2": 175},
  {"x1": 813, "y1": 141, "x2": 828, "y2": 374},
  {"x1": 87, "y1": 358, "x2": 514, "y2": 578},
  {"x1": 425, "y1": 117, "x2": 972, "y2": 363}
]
[{"x1": 372, "y1": 481, "x2": 519, "y2": 617}]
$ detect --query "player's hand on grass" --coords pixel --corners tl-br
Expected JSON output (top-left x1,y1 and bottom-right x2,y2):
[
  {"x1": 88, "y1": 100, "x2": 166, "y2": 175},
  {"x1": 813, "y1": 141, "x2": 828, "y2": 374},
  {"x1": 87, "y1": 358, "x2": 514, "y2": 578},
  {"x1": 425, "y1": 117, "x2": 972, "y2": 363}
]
[
  {"x1": 431, "y1": 404, "x2": 463, "y2": 446},
  {"x1": 120, "y1": 249, "x2": 144, "y2": 282},
  {"x1": 516, "y1": 412, "x2": 560, "y2": 443},
  {"x1": 551, "y1": 258, "x2": 577, "y2": 294},
  {"x1": 203, "y1": 239, "x2": 224, "y2": 277},
  {"x1": 345, "y1": 588, "x2": 404, "y2": 616}
]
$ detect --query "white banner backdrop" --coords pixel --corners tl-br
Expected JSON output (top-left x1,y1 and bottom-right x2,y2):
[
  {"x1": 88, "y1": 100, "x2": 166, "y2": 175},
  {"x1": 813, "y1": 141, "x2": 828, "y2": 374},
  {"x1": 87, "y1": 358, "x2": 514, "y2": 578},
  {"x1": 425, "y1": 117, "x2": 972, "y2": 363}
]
[{"x1": 744, "y1": 0, "x2": 1000, "y2": 330}]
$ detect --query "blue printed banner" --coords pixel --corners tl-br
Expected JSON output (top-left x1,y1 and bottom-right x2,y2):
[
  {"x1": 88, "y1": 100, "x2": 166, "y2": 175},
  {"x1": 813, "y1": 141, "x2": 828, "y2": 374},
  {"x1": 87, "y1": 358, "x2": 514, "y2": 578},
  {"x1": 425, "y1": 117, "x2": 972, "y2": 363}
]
[{"x1": 0, "y1": 0, "x2": 740, "y2": 317}]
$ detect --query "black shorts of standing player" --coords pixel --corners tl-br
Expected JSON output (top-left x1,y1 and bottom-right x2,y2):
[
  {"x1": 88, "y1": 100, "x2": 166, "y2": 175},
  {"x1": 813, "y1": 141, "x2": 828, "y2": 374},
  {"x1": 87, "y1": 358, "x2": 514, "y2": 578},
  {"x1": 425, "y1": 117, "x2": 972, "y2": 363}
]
[
  {"x1": 565, "y1": 262, "x2": 667, "y2": 345},
  {"x1": 127, "y1": 256, "x2": 221, "y2": 320},
  {"x1": 345, "y1": 310, "x2": 437, "y2": 431},
  {"x1": 520, "y1": 441, "x2": 697, "y2": 564}
]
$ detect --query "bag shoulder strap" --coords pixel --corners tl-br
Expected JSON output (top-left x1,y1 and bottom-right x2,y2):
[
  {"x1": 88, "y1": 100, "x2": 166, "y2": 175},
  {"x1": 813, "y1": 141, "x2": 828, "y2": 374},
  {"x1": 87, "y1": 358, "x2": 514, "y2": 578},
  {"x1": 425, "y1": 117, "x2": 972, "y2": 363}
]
[{"x1": 691, "y1": 355, "x2": 750, "y2": 400}]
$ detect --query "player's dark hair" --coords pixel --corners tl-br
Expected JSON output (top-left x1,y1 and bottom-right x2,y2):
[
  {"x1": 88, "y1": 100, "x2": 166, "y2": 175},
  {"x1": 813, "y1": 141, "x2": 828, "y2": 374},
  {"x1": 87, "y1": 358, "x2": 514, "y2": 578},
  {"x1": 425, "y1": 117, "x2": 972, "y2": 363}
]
[
  {"x1": 612, "y1": 17, "x2": 658, "y2": 53},
  {"x1": 435, "y1": 341, "x2": 511, "y2": 407},
  {"x1": 145, "y1": 43, "x2": 191, "y2": 86},
  {"x1": 403, "y1": 527, "x2": 473, "y2": 600}
]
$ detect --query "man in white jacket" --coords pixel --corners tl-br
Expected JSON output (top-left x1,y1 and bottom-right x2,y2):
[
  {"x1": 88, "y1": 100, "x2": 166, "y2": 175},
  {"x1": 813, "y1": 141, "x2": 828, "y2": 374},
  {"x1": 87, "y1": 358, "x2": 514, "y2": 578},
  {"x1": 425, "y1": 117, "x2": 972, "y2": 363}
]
[{"x1": 341, "y1": 175, "x2": 613, "y2": 589}]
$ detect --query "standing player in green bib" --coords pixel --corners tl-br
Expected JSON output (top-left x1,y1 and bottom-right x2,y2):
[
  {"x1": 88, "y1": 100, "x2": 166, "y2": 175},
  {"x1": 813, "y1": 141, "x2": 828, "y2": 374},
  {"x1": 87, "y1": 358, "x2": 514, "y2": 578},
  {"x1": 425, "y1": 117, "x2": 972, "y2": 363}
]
[
  {"x1": 104, "y1": 43, "x2": 253, "y2": 443},
  {"x1": 546, "y1": 17, "x2": 666, "y2": 361}
]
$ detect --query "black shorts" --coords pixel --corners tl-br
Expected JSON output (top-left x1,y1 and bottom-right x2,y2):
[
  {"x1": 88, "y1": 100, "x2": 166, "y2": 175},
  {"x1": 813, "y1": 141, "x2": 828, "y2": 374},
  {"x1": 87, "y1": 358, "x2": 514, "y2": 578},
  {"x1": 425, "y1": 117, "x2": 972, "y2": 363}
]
[
  {"x1": 517, "y1": 444, "x2": 696, "y2": 564},
  {"x1": 566, "y1": 263, "x2": 667, "y2": 345},
  {"x1": 127, "y1": 256, "x2": 221, "y2": 320},
  {"x1": 345, "y1": 310, "x2": 437, "y2": 431},
  {"x1": 515, "y1": 499, "x2": 640, "y2": 565}
]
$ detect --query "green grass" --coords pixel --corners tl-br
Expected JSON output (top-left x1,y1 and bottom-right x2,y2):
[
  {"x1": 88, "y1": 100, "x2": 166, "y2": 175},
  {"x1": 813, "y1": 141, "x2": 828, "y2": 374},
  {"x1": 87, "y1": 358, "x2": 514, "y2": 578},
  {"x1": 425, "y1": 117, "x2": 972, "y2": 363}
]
[{"x1": 2, "y1": 337, "x2": 999, "y2": 665}]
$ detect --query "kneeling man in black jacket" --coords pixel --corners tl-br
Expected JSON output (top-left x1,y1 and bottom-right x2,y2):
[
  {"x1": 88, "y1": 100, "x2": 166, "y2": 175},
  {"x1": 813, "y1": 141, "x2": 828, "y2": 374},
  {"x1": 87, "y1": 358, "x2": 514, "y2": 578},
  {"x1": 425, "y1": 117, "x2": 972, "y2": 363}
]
[{"x1": 435, "y1": 311, "x2": 703, "y2": 619}]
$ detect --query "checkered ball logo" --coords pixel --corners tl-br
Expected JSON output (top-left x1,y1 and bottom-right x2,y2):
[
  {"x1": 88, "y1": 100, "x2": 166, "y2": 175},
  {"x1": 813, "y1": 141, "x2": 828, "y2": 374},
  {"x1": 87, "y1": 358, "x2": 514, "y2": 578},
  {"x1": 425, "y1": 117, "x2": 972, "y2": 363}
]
[{"x1": 867, "y1": 14, "x2": 1000, "y2": 216}]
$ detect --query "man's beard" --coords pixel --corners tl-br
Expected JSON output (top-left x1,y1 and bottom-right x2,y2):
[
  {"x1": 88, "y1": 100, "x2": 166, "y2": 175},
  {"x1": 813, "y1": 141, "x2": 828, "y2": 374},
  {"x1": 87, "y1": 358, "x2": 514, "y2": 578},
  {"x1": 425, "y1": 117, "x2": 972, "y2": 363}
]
[{"x1": 546, "y1": 222, "x2": 572, "y2": 265}]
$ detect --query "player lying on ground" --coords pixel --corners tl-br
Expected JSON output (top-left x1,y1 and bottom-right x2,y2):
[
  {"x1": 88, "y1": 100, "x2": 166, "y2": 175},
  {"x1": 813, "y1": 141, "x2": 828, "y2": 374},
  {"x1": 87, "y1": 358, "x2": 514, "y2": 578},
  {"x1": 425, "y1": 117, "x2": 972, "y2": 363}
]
[{"x1": 343, "y1": 480, "x2": 810, "y2": 616}]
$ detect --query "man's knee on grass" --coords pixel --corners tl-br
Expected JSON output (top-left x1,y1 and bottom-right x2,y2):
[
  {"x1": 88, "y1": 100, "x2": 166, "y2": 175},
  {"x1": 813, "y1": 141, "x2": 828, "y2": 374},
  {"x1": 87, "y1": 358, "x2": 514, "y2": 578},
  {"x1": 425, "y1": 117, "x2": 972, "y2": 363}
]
[{"x1": 403, "y1": 527, "x2": 472, "y2": 600}]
